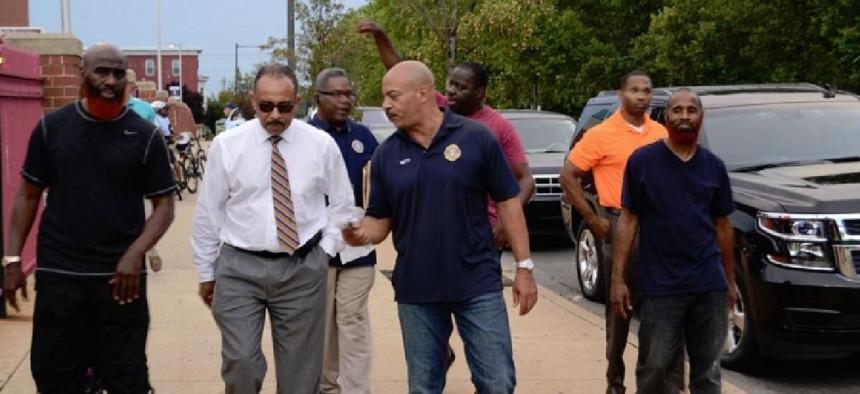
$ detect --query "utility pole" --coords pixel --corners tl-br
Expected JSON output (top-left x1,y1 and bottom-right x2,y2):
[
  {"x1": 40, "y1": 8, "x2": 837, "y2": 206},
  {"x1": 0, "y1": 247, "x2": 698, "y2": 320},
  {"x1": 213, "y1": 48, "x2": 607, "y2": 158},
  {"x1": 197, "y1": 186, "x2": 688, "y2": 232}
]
[
  {"x1": 287, "y1": 0, "x2": 295, "y2": 69},
  {"x1": 156, "y1": 0, "x2": 163, "y2": 92},
  {"x1": 60, "y1": 0, "x2": 72, "y2": 33},
  {"x1": 234, "y1": 42, "x2": 240, "y2": 95}
]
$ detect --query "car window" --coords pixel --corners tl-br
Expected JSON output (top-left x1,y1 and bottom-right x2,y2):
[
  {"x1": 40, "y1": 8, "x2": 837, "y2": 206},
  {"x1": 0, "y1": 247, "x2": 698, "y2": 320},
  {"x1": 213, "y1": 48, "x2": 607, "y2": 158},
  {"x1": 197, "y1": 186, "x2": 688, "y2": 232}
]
[
  {"x1": 355, "y1": 107, "x2": 392, "y2": 129},
  {"x1": 510, "y1": 118, "x2": 576, "y2": 153},
  {"x1": 370, "y1": 125, "x2": 397, "y2": 143},
  {"x1": 704, "y1": 102, "x2": 860, "y2": 170}
]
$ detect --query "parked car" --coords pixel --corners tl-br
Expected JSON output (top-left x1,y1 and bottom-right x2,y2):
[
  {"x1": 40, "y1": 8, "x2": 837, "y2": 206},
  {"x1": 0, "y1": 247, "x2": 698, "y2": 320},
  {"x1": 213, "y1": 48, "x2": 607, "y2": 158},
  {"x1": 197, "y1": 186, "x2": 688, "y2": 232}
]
[
  {"x1": 562, "y1": 83, "x2": 860, "y2": 371},
  {"x1": 500, "y1": 110, "x2": 576, "y2": 239},
  {"x1": 355, "y1": 106, "x2": 396, "y2": 142}
]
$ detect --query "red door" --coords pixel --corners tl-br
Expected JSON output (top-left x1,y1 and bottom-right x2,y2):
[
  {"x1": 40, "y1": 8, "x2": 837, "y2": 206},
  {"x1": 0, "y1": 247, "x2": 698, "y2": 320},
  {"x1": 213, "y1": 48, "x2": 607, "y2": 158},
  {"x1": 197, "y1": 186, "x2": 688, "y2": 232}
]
[{"x1": 0, "y1": 44, "x2": 44, "y2": 317}]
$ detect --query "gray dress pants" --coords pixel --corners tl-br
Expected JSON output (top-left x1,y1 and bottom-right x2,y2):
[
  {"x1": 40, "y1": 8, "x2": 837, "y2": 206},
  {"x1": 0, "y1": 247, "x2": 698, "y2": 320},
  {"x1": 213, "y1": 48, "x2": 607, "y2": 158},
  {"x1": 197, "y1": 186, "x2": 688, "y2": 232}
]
[{"x1": 212, "y1": 244, "x2": 328, "y2": 394}]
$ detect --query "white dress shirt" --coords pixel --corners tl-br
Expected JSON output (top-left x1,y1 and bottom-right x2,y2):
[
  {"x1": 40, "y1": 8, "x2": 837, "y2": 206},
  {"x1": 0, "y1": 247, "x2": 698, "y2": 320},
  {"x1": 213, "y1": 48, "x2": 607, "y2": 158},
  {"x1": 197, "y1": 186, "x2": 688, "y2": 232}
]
[{"x1": 191, "y1": 118, "x2": 356, "y2": 282}]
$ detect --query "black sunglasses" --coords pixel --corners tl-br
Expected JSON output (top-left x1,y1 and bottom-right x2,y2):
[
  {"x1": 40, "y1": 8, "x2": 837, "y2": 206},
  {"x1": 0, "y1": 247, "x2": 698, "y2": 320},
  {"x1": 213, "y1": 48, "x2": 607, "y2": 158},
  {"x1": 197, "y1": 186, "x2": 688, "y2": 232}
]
[{"x1": 257, "y1": 101, "x2": 295, "y2": 113}]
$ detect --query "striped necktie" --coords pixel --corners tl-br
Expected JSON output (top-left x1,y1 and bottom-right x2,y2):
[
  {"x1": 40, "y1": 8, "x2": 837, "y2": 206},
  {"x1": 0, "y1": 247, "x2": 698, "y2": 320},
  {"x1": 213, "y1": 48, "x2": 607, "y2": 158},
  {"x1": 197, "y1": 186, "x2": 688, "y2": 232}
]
[{"x1": 269, "y1": 135, "x2": 300, "y2": 254}]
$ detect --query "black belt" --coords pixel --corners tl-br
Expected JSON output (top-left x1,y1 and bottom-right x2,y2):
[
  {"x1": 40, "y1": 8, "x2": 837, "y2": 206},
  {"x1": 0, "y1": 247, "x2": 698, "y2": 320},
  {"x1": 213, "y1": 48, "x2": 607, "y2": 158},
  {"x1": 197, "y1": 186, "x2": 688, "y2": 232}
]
[
  {"x1": 603, "y1": 207, "x2": 622, "y2": 216},
  {"x1": 229, "y1": 231, "x2": 322, "y2": 259}
]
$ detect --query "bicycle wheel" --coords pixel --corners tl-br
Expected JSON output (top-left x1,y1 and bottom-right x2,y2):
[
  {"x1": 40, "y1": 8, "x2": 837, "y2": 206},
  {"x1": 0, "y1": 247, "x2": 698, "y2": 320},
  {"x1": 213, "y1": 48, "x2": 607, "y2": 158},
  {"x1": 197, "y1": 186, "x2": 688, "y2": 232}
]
[
  {"x1": 197, "y1": 154, "x2": 207, "y2": 176},
  {"x1": 183, "y1": 159, "x2": 199, "y2": 193}
]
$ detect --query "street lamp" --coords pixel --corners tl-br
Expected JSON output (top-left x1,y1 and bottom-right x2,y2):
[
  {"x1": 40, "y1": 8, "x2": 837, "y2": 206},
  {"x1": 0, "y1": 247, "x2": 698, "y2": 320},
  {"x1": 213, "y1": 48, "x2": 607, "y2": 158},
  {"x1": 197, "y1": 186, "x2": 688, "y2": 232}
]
[
  {"x1": 234, "y1": 43, "x2": 270, "y2": 95},
  {"x1": 168, "y1": 43, "x2": 183, "y2": 100}
]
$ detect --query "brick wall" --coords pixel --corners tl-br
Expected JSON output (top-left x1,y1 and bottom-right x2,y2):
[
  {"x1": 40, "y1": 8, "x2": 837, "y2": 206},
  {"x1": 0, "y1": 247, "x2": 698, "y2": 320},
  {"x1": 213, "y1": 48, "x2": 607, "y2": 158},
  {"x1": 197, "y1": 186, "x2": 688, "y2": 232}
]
[
  {"x1": 39, "y1": 54, "x2": 81, "y2": 113},
  {"x1": 2, "y1": 33, "x2": 83, "y2": 115},
  {"x1": 0, "y1": 0, "x2": 28, "y2": 26}
]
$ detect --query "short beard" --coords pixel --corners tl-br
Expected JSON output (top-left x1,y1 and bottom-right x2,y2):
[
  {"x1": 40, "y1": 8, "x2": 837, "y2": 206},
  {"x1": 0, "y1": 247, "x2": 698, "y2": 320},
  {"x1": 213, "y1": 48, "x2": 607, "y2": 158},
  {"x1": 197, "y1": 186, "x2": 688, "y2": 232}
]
[
  {"x1": 668, "y1": 129, "x2": 699, "y2": 146},
  {"x1": 82, "y1": 83, "x2": 126, "y2": 121}
]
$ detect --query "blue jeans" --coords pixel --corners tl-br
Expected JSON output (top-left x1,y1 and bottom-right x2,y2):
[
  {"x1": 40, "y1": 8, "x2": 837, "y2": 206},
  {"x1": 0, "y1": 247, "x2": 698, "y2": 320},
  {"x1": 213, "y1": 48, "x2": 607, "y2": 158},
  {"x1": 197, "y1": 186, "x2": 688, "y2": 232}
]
[
  {"x1": 397, "y1": 291, "x2": 515, "y2": 394},
  {"x1": 637, "y1": 292, "x2": 727, "y2": 394}
]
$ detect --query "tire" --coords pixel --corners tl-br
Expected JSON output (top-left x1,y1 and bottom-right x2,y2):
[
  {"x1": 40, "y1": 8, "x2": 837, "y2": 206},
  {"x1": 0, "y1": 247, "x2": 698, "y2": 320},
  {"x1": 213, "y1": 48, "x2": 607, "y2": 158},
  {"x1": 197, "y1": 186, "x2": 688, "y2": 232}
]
[
  {"x1": 575, "y1": 220, "x2": 605, "y2": 302},
  {"x1": 183, "y1": 159, "x2": 199, "y2": 194},
  {"x1": 721, "y1": 273, "x2": 761, "y2": 372},
  {"x1": 197, "y1": 155, "x2": 207, "y2": 176}
]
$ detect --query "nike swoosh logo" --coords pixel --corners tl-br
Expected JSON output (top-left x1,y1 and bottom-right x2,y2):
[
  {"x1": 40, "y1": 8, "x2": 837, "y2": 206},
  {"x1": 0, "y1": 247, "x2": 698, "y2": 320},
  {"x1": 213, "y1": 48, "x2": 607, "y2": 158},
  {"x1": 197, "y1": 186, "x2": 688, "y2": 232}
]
[
  {"x1": 123, "y1": 130, "x2": 138, "y2": 135},
  {"x1": 399, "y1": 158, "x2": 411, "y2": 165}
]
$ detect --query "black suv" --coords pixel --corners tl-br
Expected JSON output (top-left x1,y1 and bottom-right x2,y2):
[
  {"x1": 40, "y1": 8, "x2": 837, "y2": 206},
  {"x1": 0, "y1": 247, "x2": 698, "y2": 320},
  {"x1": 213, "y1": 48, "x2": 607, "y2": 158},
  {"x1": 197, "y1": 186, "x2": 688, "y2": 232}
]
[{"x1": 561, "y1": 84, "x2": 860, "y2": 371}]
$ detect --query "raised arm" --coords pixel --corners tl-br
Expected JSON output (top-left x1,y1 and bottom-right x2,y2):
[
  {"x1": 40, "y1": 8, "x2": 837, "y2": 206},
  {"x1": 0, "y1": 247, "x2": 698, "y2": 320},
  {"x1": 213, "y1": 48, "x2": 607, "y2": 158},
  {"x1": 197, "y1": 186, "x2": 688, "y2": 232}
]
[{"x1": 356, "y1": 19, "x2": 404, "y2": 70}]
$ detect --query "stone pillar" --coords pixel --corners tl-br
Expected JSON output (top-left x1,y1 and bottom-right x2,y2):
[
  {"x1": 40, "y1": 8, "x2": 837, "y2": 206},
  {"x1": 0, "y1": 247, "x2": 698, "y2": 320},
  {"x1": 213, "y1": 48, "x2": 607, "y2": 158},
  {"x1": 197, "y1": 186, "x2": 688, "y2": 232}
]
[{"x1": 3, "y1": 33, "x2": 82, "y2": 114}]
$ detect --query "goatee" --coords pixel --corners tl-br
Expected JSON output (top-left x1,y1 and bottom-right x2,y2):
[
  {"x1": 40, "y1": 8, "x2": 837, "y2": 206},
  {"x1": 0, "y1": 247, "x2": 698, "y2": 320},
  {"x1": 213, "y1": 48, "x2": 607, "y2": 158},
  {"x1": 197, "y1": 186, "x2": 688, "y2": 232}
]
[{"x1": 82, "y1": 84, "x2": 126, "y2": 121}]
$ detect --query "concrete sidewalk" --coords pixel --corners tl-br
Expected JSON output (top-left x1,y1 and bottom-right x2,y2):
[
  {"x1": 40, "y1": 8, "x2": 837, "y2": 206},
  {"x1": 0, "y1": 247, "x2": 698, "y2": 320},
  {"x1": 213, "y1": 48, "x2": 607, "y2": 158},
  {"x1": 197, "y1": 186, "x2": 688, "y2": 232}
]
[{"x1": 0, "y1": 192, "x2": 746, "y2": 393}]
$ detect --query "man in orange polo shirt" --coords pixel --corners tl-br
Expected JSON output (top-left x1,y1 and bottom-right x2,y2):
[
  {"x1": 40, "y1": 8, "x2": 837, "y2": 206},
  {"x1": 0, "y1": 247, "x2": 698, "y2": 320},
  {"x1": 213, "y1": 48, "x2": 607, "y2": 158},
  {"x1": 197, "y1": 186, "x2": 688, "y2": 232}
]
[{"x1": 560, "y1": 71, "x2": 681, "y2": 394}]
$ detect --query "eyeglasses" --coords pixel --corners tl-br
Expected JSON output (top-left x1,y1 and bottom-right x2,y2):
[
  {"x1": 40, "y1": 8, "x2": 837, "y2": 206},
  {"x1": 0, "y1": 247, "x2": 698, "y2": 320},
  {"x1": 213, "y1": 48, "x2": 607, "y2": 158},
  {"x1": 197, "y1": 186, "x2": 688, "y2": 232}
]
[
  {"x1": 93, "y1": 67, "x2": 127, "y2": 80},
  {"x1": 318, "y1": 90, "x2": 356, "y2": 100},
  {"x1": 257, "y1": 101, "x2": 295, "y2": 113}
]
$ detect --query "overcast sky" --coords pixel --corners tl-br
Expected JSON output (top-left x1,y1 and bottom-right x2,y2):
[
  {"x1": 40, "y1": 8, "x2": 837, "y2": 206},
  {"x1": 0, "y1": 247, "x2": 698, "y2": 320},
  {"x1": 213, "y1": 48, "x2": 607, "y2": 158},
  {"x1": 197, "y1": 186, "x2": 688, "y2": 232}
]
[{"x1": 29, "y1": 0, "x2": 369, "y2": 97}]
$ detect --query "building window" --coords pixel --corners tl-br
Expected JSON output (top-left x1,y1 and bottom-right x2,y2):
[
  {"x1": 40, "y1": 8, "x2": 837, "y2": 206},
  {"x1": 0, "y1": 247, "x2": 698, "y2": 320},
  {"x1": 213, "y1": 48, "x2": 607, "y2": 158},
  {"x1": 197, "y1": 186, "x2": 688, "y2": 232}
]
[
  {"x1": 172, "y1": 59, "x2": 181, "y2": 75},
  {"x1": 145, "y1": 59, "x2": 155, "y2": 76}
]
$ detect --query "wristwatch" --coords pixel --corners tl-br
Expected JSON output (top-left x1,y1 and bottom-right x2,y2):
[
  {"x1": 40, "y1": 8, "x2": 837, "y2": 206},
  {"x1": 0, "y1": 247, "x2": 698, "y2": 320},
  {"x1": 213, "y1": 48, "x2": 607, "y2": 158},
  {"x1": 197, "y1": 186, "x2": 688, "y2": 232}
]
[
  {"x1": 515, "y1": 258, "x2": 534, "y2": 271},
  {"x1": 2, "y1": 256, "x2": 21, "y2": 268}
]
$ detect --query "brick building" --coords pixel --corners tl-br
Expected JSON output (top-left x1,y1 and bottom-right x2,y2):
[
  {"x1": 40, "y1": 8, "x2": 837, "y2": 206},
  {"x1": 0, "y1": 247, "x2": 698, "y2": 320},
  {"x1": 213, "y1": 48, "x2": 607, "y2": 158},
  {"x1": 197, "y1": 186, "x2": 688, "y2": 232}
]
[{"x1": 122, "y1": 47, "x2": 204, "y2": 97}]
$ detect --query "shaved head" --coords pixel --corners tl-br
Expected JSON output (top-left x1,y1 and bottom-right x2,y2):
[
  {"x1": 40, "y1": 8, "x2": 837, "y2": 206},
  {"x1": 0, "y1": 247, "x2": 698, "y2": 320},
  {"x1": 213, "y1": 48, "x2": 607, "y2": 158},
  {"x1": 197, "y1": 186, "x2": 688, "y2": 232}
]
[
  {"x1": 381, "y1": 60, "x2": 441, "y2": 132},
  {"x1": 83, "y1": 43, "x2": 127, "y2": 72},
  {"x1": 385, "y1": 60, "x2": 435, "y2": 91}
]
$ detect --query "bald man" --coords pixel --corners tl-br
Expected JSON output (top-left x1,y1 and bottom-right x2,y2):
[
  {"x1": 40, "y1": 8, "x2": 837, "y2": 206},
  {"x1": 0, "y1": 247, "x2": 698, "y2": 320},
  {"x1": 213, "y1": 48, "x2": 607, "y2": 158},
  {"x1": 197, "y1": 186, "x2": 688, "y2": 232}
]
[
  {"x1": 344, "y1": 61, "x2": 537, "y2": 393},
  {"x1": 2, "y1": 43, "x2": 176, "y2": 393}
]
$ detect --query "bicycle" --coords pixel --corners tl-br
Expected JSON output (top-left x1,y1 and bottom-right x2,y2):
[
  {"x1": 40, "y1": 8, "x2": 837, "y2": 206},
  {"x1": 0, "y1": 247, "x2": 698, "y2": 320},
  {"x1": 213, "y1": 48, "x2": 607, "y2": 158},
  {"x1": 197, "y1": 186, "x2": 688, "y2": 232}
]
[{"x1": 176, "y1": 132, "x2": 207, "y2": 194}]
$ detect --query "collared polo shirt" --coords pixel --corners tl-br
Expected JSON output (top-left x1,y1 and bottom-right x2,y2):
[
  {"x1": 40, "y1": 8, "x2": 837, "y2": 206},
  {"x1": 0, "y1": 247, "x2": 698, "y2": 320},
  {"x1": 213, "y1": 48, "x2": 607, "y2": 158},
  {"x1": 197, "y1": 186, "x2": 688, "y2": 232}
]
[
  {"x1": 308, "y1": 115, "x2": 379, "y2": 268},
  {"x1": 568, "y1": 110, "x2": 667, "y2": 209},
  {"x1": 366, "y1": 109, "x2": 520, "y2": 303}
]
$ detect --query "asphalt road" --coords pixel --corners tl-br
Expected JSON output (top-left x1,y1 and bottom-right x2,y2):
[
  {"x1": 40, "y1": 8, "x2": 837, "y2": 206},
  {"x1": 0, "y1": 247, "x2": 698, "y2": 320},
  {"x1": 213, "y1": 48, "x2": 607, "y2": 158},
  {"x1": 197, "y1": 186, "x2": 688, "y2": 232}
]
[{"x1": 521, "y1": 238, "x2": 860, "y2": 394}]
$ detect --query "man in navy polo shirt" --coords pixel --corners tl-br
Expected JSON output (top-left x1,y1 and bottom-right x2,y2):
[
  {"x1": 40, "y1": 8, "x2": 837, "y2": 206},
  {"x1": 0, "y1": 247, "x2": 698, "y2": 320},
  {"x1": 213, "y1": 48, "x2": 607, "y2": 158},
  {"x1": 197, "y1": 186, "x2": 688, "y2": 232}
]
[
  {"x1": 344, "y1": 60, "x2": 538, "y2": 393},
  {"x1": 307, "y1": 68, "x2": 379, "y2": 394},
  {"x1": 610, "y1": 88, "x2": 735, "y2": 393}
]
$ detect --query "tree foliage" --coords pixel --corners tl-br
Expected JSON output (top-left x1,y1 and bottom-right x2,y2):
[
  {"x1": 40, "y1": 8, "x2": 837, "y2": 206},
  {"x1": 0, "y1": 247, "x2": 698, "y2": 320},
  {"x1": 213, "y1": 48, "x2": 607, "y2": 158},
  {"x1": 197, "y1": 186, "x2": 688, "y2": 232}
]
[{"x1": 253, "y1": 0, "x2": 860, "y2": 116}]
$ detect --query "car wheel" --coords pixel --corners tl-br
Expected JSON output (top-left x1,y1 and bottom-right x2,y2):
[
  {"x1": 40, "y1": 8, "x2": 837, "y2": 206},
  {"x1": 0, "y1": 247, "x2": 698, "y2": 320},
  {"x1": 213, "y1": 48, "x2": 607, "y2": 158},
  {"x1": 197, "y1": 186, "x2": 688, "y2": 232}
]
[
  {"x1": 575, "y1": 221, "x2": 605, "y2": 302},
  {"x1": 721, "y1": 274, "x2": 760, "y2": 372}
]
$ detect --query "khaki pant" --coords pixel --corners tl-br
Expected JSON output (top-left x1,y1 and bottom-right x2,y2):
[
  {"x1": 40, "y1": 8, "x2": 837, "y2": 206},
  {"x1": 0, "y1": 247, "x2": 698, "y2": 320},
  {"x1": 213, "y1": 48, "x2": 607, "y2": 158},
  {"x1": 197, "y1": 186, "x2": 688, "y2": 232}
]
[{"x1": 320, "y1": 265, "x2": 376, "y2": 394}]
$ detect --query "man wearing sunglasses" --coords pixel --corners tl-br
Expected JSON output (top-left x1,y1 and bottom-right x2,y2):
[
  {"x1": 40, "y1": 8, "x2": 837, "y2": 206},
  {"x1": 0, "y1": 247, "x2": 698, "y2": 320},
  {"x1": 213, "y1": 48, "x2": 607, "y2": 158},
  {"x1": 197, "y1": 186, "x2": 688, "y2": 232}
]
[
  {"x1": 192, "y1": 63, "x2": 356, "y2": 394},
  {"x1": 307, "y1": 68, "x2": 379, "y2": 394},
  {"x1": 3, "y1": 43, "x2": 176, "y2": 393}
]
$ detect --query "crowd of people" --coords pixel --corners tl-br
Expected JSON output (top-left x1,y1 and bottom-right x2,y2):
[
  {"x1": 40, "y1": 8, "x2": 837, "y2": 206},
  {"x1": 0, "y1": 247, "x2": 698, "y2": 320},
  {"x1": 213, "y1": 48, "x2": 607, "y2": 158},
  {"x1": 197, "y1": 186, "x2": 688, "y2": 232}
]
[{"x1": 1, "y1": 18, "x2": 735, "y2": 394}]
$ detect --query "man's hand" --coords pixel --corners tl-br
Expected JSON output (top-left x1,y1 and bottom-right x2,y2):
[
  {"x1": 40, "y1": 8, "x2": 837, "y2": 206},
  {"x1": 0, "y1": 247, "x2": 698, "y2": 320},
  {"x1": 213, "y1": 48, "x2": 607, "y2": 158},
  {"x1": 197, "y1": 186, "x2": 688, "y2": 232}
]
[
  {"x1": 589, "y1": 216, "x2": 611, "y2": 240},
  {"x1": 727, "y1": 282, "x2": 738, "y2": 311},
  {"x1": 492, "y1": 221, "x2": 509, "y2": 249},
  {"x1": 356, "y1": 19, "x2": 383, "y2": 36},
  {"x1": 512, "y1": 269, "x2": 538, "y2": 315},
  {"x1": 3, "y1": 264, "x2": 28, "y2": 312},
  {"x1": 109, "y1": 248, "x2": 145, "y2": 305},
  {"x1": 342, "y1": 223, "x2": 370, "y2": 247},
  {"x1": 610, "y1": 281, "x2": 633, "y2": 319},
  {"x1": 199, "y1": 281, "x2": 215, "y2": 308}
]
